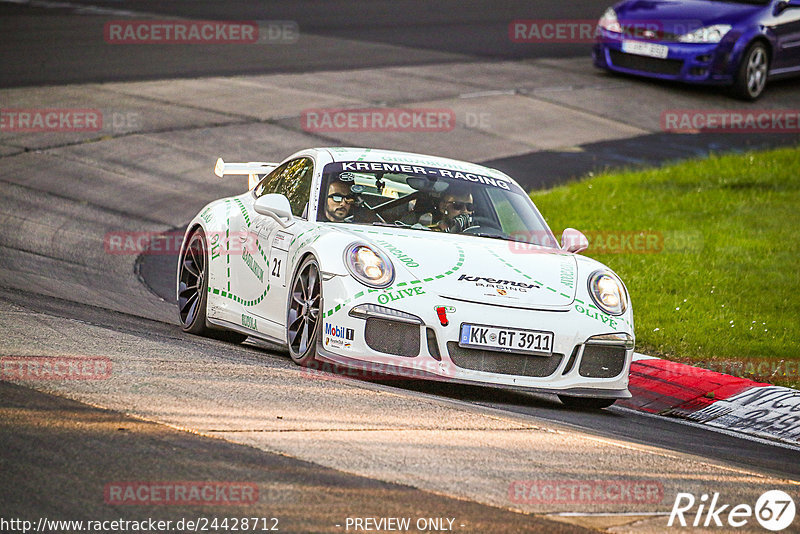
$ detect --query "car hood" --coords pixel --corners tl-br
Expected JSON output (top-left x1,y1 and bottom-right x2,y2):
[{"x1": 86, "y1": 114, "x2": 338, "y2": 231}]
[
  {"x1": 338, "y1": 226, "x2": 578, "y2": 311},
  {"x1": 614, "y1": 0, "x2": 763, "y2": 32}
]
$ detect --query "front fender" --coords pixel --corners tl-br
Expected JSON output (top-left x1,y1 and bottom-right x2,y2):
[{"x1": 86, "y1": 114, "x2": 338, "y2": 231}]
[{"x1": 175, "y1": 198, "x2": 234, "y2": 301}]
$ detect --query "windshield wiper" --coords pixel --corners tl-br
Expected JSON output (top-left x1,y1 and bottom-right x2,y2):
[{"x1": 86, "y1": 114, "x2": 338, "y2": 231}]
[
  {"x1": 371, "y1": 221, "x2": 407, "y2": 227},
  {"x1": 371, "y1": 221, "x2": 434, "y2": 231},
  {"x1": 469, "y1": 232, "x2": 512, "y2": 241}
]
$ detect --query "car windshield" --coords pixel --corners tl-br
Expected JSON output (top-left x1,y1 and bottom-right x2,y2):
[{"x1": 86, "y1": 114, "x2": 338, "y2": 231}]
[{"x1": 318, "y1": 161, "x2": 559, "y2": 248}]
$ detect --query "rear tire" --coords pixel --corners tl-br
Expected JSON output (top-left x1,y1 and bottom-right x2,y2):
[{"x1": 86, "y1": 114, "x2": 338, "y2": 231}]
[
  {"x1": 558, "y1": 395, "x2": 616, "y2": 410},
  {"x1": 287, "y1": 256, "x2": 322, "y2": 367},
  {"x1": 177, "y1": 227, "x2": 246, "y2": 343},
  {"x1": 731, "y1": 41, "x2": 769, "y2": 100}
]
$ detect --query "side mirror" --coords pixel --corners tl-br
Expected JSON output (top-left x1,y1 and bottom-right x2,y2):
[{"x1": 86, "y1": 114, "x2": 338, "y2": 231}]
[
  {"x1": 561, "y1": 228, "x2": 589, "y2": 254},
  {"x1": 254, "y1": 194, "x2": 294, "y2": 228},
  {"x1": 775, "y1": 0, "x2": 800, "y2": 15}
]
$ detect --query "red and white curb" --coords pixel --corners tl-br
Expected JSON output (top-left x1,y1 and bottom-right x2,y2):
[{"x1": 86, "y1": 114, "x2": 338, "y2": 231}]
[{"x1": 618, "y1": 354, "x2": 800, "y2": 447}]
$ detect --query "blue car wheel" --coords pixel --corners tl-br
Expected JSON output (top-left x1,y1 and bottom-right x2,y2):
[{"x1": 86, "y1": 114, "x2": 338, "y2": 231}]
[{"x1": 733, "y1": 41, "x2": 770, "y2": 100}]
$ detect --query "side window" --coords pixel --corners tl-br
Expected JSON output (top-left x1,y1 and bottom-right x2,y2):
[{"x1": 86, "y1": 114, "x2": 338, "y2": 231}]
[
  {"x1": 485, "y1": 188, "x2": 526, "y2": 235},
  {"x1": 253, "y1": 158, "x2": 314, "y2": 216},
  {"x1": 254, "y1": 162, "x2": 287, "y2": 198}
]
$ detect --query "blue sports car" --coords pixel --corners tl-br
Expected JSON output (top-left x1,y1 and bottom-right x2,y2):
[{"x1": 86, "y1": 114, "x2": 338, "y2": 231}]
[{"x1": 593, "y1": 0, "x2": 800, "y2": 99}]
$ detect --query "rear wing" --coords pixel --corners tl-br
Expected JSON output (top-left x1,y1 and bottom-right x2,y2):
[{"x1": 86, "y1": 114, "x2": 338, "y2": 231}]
[{"x1": 214, "y1": 158, "x2": 279, "y2": 190}]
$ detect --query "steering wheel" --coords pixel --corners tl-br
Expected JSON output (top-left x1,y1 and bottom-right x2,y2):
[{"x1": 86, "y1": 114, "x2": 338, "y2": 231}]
[{"x1": 462, "y1": 216, "x2": 504, "y2": 236}]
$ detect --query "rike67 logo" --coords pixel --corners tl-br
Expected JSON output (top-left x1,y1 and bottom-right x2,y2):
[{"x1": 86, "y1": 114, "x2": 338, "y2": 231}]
[{"x1": 668, "y1": 490, "x2": 796, "y2": 531}]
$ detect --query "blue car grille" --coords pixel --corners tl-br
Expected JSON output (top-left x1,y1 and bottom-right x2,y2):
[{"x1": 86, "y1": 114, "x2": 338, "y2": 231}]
[{"x1": 609, "y1": 49, "x2": 683, "y2": 76}]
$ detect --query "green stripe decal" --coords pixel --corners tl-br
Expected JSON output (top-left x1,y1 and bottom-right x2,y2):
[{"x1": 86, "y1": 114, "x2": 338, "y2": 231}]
[{"x1": 486, "y1": 249, "x2": 572, "y2": 302}]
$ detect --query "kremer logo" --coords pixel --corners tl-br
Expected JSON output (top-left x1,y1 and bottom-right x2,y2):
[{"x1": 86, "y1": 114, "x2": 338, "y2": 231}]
[{"x1": 458, "y1": 274, "x2": 540, "y2": 289}]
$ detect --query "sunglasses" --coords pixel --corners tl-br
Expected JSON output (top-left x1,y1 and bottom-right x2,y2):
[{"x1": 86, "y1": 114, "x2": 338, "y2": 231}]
[
  {"x1": 328, "y1": 193, "x2": 356, "y2": 204},
  {"x1": 445, "y1": 201, "x2": 474, "y2": 211}
]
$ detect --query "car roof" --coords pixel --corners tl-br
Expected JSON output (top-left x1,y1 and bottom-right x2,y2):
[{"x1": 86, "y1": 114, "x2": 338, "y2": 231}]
[{"x1": 318, "y1": 147, "x2": 513, "y2": 183}]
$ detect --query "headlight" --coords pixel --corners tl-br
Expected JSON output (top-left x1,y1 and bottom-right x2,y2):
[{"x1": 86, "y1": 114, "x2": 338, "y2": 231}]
[
  {"x1": 588, "y1": 270, "x2": 628, "y2": 316},
  {"x1": 598, "y1": 8, "x2": 622, "y2": 34},
  {"x1": 678, "y1": 24, "x2": 731, "y2": 43},
  {"x1": 344, "y1": 243, "x2": 394, "y2": 288}
]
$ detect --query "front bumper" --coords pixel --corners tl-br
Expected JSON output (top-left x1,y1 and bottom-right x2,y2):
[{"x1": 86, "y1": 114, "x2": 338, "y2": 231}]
[
  {"x1": 593, "y1": 33, "x2": 737, "y2": 85},
  {"x1": 317, "y1": 277, "x2": 634, "y2": 398}
]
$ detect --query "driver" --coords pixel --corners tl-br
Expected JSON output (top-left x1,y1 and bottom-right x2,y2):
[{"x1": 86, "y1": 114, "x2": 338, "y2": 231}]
[
  {"x1": 433, "y1": 187, "x2": 474, "y2": 233},
  {"x1": 323, "y1": 179, "x2": 355, "y2": 222}
]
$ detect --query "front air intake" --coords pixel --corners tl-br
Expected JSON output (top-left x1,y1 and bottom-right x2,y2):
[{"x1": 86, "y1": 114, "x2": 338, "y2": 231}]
[
  {"x1": 364, "y1": 318, "x2": 420, "y2": 357},
  {"x1": 446, "y1": 342, "x2": 563, "y2": 377},
  {"x1": 579, "y1": 345, "x2": 627, "y2": 378}
]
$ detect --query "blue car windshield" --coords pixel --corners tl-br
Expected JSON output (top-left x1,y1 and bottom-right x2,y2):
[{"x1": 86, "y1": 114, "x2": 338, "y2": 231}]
[{"x1": 318, "y1": 161, "x2": 559, "y2": 248}]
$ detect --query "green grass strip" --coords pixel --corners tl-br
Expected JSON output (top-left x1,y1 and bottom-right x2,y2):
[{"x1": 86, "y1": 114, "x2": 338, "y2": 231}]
[{"x1": 531, "y1": 145, "x2": 800, "y2": 370}]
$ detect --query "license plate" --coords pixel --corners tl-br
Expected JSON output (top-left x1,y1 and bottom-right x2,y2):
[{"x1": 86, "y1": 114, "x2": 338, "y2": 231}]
[
  {"x1": 459, "y1": 323, "x2": 554, "y2": 356},
  {"x1": 621, "y1": 40, "x2": 668, "y2": 59}
]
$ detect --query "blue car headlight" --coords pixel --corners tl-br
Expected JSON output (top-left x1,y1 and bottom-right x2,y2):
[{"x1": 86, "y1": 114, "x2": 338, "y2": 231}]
[
  {"x1": 678, "y1": 24, "x2": 731, "y2": 43},
  {"x1": 588, "y1": 270, "x2": 628, "y2": 316},
  {"x1": 598, "y1": 8, "x2": 622, "y2": 34},
  {"x1": 344, "y1": 242, "x2": 394, "y2": 288}
]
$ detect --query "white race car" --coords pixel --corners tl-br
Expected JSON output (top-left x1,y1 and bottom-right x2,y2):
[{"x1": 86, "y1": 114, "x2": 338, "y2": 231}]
[{"x1": 177, "y1": 147, "x2": 634, "y2": 408}]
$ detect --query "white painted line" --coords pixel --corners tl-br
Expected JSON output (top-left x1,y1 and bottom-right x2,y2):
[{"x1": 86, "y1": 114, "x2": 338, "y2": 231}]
[
  {"x1": 551, "y1": 512, "x2": 670, "y2": 517},
  {"x1": 0, "y1": 0, "x2": 153, "y2": 17},
  {"x1": 459, "y1": 90, "x2": 517, "y2": 99}
]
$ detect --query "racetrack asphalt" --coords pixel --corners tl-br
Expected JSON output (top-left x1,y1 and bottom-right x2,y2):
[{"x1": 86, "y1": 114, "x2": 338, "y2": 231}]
[
  {"x1": 1, "y1": 1, "x2": 799, "y2": 532},
  {"x1": 1, "y1": 380, "x2": 594, "y2": 534}
]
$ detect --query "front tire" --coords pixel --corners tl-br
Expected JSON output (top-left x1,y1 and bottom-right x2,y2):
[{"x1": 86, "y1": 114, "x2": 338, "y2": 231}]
[
  {"x1": 558, "y1": 395, "x2": 616, "y2": 410},
  {"x1": 178, "y1": 228, "x2": 212, "y2": 335},
  {"x1": 732, "y1": 42, "x2": 769, "y2": 100},
  {"x1": 287, "y1": 256, "x2": 322, "y2": 367}
]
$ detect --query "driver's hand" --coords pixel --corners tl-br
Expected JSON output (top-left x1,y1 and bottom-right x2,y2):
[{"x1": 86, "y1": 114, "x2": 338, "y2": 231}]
[{"x1": 447, "y1": 213, "x2": 473, "y2": 233}]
